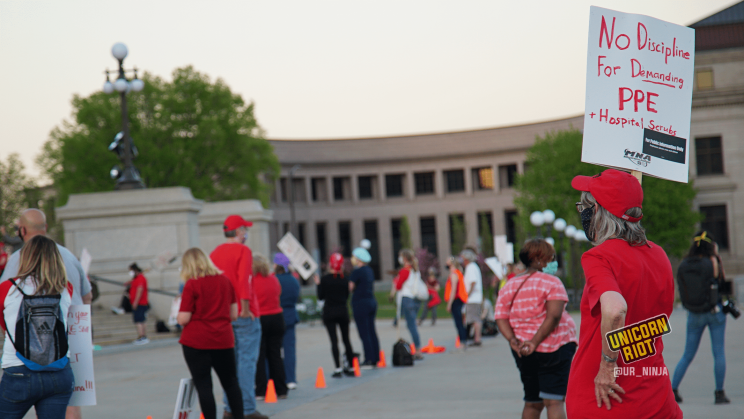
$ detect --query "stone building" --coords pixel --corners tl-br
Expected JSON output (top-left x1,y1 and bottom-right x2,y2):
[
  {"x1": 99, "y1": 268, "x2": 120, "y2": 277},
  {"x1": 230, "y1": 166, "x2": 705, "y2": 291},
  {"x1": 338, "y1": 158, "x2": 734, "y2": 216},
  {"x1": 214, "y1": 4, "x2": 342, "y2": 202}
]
[{"x1": 268, "y1": 3, "x2": 744, "y2": 280}]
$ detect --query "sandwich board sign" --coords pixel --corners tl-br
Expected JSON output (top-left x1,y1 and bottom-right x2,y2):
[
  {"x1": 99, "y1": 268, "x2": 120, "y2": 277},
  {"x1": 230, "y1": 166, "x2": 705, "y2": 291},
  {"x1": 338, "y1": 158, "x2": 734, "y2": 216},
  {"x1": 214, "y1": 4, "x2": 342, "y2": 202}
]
[
  {"x1": 277, "y1": 232, "x2": 319, "y2": 280},
  {"x1": 582, "y1": 6, "x2": 695, "y2": 183},
  {"x1": 68, "y1": 305, "x2": 96, "y2": 406},
  {"x1": 172, "y1": 378, "x2": 198, "y2": 419}
]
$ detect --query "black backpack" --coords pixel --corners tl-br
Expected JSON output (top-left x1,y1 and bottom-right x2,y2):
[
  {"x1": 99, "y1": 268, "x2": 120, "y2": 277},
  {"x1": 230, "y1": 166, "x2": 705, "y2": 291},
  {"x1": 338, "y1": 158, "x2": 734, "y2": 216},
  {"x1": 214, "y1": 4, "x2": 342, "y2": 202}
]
[
  {"x1": 392, "y1": 339, "x2": 413, "y2": 367},
  {"x1": 677, "y1": 258, "x2": 719, "y2": 313},
  {"x1": 3, "y1": 278, "x2": 69, "y2": 371}
]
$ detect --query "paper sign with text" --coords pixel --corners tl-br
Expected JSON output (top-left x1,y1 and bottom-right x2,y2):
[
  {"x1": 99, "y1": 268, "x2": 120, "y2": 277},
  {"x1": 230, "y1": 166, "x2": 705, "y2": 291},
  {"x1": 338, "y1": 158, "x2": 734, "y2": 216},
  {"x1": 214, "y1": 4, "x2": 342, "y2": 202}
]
[
  {"x1": 172, "y1": 378, "x2": 198, "y2": 419},
  {"x1": 582, "y1": 6, "x2": 695, "y2": 183},
  {"x1": 67, "y1": 305, "x2": 96, "y2": 406},
  {"x1": 277, "y1": 232, "x2": 318, "y2": 280}
]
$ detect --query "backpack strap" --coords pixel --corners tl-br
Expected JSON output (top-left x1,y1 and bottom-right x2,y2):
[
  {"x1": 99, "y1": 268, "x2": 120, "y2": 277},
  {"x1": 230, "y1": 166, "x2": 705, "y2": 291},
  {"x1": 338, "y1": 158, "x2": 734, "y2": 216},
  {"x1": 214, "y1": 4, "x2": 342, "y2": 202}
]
[{"x1": 507, "y1": 272, "x2": 536, "y2": 319}]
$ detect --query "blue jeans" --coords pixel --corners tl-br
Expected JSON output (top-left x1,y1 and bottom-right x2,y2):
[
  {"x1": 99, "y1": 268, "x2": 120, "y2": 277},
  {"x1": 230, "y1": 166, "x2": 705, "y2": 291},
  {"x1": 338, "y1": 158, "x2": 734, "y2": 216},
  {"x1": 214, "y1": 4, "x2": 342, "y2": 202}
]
[
  {"x1": 450, "y1": 298, "x2": 468, "y2": 342},
  {"x1": 352, "y1": 298, "x2": 381, "y2": 364},
  {"x1": 283, "y1": 323, "x2": 296, "y2": 384},
  {"x1": 223, "y1": 316, "x2": 261, "y2": 415},
  {"x1": 401, "y1": 297, "x2": 421, "y2": 348},
  {"x1": 672, "y1": 309, "x2": 727, "y2": 391},
  {"x1": 0, "y1": 364, "x2": 74, "y2": 419}
]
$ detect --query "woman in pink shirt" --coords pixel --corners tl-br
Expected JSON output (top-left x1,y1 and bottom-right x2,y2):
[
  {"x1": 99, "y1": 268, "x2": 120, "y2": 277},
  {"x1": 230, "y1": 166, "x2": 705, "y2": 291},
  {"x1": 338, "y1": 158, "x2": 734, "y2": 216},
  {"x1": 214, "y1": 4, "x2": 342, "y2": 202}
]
[{"x1": 495, "y1": 239, "x2": 578, "y2": 419}]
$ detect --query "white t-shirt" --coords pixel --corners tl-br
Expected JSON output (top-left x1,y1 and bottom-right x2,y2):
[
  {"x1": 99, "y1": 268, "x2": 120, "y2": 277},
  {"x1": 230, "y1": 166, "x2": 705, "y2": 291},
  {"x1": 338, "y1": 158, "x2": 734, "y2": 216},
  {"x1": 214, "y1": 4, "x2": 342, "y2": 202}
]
[
  {"x1": 0, "y1": 277, "x2": 73, "y2": 368},
  {"x1": 0, "y1": 243, "x2": 91, "y2": 305},
  {"x1": 463, "y1": 262, "x2": 483, "y2": 304}
]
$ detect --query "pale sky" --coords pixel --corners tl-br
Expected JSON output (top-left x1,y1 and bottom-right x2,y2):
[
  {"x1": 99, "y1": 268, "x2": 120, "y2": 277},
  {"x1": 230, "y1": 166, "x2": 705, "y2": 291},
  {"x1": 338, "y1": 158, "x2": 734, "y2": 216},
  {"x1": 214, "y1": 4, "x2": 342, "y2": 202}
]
[{"x1": 0, "y1": 0, "x2": 736, "y2": 179}]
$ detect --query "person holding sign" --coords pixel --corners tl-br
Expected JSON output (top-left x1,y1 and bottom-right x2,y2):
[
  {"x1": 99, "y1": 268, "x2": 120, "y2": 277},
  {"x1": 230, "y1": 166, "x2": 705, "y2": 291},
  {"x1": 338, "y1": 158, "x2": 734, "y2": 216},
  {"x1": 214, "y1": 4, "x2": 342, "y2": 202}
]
[
  {"x1": 177, "y1": 248, "x2": 243, "y2": 419},
  {"x1": 565, "y1": 169, "x2": 681, "y2": 418},
  {"x1": 0, "y1": 235, "x2": 75, "y2": 419}
]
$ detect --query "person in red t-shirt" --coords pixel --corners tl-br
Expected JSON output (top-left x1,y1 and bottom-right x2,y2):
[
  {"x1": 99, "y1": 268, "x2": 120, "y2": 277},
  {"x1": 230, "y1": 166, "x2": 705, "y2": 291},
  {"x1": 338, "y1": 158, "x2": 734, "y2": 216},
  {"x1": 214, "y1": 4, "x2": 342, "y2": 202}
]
[
  {"x1": 252, "y1": 254, "x2": 288, "y2": 399},
  {"x1": 209, "y1": 215, "x2": 267, "y2": 419},
  {"x1": 389, "y1": 248, "x2": 424, "y2": 360},
  {"x1": 177, "y1": 248, "x2": 242, "y2": 419},
  {"x1": 565, "y1": 169, "x2": 682, "y2": 419},
  {"x1": 129, "y1": 263, "x2": 150, "y2": 345}
]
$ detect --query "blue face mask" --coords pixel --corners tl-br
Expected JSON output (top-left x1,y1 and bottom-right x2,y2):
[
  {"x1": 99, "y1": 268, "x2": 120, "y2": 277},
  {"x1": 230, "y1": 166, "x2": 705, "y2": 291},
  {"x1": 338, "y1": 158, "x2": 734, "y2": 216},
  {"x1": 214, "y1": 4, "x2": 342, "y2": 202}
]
[{"x1": 542, "y1": 261, "x2": 558, "y2": 275}]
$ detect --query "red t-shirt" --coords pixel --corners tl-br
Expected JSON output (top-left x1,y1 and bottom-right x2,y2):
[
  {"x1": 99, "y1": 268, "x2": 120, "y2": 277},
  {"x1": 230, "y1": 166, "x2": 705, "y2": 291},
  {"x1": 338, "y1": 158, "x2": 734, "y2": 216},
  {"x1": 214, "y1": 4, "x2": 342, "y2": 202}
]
[
  {"x1": 210, "y1": 243, "x2": 260, "y2": 316},
  {"x1": 252, "y1": 273, "x2": 282, "y2": 316},
  {"x1": 178, "y1": 274, "x2": 237, "y2": 350},
  {"x1": 394, "y1": 267, "x2": 411, "y2": 290},
  {"x1": 565, "y1": 240, "x2": 682, "y2": 419},
  {"x1": 129, "y1": 274, "x2": 148, "y2": 306}
]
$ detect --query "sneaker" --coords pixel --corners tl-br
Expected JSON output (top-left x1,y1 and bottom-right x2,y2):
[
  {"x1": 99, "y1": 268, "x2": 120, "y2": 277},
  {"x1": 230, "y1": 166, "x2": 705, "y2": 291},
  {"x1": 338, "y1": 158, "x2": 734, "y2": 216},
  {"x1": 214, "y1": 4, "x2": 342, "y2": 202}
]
[
  {"x1": 111, "y1": 306, "x2": 125, "y2": 315},
  {"x1": 133, "y1": 337, "x2": 150, "y2": 345},
  {"x1": 287, "y1": 382, "x2": 297, "y2": 390},
  {"x1": 332, "y1": 368, "x2": 343, "y2": 378},
  {"x1": 245, "y1": 411, "x2": 269, "y2": 419},
  {"x1": 673, "y1": 389, "x2": 682, "y2": 403},
  {"x1": 343, "y1": 368, "x2": 355, "y2": 377},
  {"x1": 413, "y1": 353, "x2": 424, "y2": 361},
  {"x1": 715, "y1": 390, "x2": 730, "y2": 405},
  {"x1": 278, "y1": 394, "x2": 288, "y2": 400},
  {"x1": 255, "y1": 395, "x2": 265, "y2": 401},
  {"x1": 467, "y1": 341, "x2": 482, "y2": 347},
  {"x1": 360, "y1": 360, "x2": 376, "y2": 370}
]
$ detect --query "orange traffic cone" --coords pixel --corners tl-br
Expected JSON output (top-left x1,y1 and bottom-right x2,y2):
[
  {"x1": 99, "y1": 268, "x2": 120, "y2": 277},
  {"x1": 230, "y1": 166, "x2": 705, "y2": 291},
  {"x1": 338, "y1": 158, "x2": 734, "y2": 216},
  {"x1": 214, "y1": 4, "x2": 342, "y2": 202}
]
[
  {"x1": 147, "y1": 417, "x2": 152, "y2": 419},
  {"x1": 353, "y1": 357, "x2": 362, "y2": 377},
  {"x1": 455, "y1": 336, "x2": 461, "y2": 348},
  {"x1": 200, "y1": 414, "x2": 205, "y2": 419},
  {"x1": 315, "y1": 367, "x2": 326, "y2": 388},
  {"x1": 377, "y1": 350, "x2": 387, "y2": 368},
  {"x1": 265, "y1": 379, "x2": 278, "y2": 403},
  {"x1": 426, "y1": 338, "x2": 435, "y2": 351},
  {"x1": 410, "y1": 343, "x2": 417, "y2": 355}
]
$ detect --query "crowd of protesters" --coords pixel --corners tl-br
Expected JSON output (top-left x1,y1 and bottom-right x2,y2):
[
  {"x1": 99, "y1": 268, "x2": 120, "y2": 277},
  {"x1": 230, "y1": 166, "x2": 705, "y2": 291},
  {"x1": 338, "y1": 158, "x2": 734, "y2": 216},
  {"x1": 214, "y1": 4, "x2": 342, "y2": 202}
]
[{"x1": 2, "y1": 168, "x2": 737, "y2": 419}]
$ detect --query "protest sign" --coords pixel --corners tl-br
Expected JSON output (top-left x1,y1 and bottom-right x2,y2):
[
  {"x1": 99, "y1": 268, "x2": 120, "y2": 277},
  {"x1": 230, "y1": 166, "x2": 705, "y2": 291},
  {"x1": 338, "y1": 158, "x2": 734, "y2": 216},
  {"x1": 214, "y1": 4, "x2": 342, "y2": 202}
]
[
  {"x1": 172, "y1": 378, "x2": 198, "y2": 419},
  {"x1": 485, "y1": 257, "x2": 505, "y2": 280},
  {"x1": 494, "y1": 235, "x2": 514, "y2": 264},
  {"x1": 277, "y1": 232, "x2": 318, "y2": 280},
  {"x1": 68, "y1": 305, "x2": 96, "y2": 406},
  {"x1": 582, "y1": 6, "x2": 695, "y2": 183},
  {"x1": 79, "y1": 248, "x2": 92, "y2": 277}
]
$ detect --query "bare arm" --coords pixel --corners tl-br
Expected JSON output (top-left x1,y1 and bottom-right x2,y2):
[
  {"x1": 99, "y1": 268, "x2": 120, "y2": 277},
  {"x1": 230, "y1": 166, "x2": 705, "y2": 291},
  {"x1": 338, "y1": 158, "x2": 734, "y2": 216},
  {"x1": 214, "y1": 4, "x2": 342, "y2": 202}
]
[
  {"x1": 177, "y1": 311, "x2": 192, "y2": 326},
  {"x1": 82, "y1": 292, "x2": 92, "y2": 305},
  {"x1": 230, "y1": 303, "x2": 239, "y2": 322},
  {"x1": 595, "y1": 291, "x2": 627, "y2": 410},
  {"x1": 240, "y1": 299, "x2": 255, "y2": 319},
  {"x1": 520, "y1": 300, "x2": 564, "y2": 355},
  {"x1": 710, "y1": 256, "x2": 720, "y2": 279},
  {"x1": 496, "y1": 319, "x2": 524, "y2": 356}
]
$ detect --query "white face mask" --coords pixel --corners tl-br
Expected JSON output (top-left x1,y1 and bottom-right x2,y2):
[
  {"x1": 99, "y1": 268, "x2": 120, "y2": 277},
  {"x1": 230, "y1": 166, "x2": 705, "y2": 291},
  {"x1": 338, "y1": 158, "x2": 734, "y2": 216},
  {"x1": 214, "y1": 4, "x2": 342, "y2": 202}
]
[
  {"x1": 129, "y1": 270, "x2": 136, "y2": 279},
  {"x1": 398, "y1": 256, "x2": 404, "y2": 265}
]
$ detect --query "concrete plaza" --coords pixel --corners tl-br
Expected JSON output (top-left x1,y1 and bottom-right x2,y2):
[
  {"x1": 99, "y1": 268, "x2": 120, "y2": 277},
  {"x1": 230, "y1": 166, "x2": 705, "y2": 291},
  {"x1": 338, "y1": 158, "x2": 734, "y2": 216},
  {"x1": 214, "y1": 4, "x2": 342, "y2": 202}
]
[{"x1": 16, "y1": 307, "x2": 744, "y2": 418}]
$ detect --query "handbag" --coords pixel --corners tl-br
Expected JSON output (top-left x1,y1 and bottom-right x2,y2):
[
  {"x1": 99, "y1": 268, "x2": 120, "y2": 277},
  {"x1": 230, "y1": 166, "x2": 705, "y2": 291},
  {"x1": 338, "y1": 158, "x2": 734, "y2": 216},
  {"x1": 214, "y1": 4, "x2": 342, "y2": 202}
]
[{"x1": 408, "y1": 270, "x2": 430, "y2": 301}]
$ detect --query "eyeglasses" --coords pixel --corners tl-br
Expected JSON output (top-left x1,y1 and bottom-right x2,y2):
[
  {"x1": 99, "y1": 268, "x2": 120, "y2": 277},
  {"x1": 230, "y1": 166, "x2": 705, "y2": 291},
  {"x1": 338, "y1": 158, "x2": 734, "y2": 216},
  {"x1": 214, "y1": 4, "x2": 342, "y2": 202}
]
[{"x1": 575, "y1": 202, "x2": 595, "y2": 213}]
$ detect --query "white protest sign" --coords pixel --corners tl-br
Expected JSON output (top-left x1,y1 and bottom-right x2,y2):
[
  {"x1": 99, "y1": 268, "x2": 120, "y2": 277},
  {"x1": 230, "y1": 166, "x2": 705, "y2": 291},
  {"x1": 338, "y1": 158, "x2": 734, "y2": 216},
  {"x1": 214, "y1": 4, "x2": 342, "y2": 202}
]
[
  {"x1": 172, "y1": 378, "x2": 198, "y2": 419},
  {"x1": 277, "y1": 232, "x2": 318, "y2": 280},
  {"x1": 67, "y1": 305, "x2": 96, "y2": 406},
  {"x1": 168, "y1": 297, "x2": 182, "y2": 327},
  {"x1": 79, "y1": 248, "x2": 92, "y2": 277},
  {"x1": 494, "y1": 235, "x2": 514, "y2": 264},
  {"x1": 485, "y1": 257, "x2": 504, "y2": 280},
  {"x1": 582, "y1": 6, "x2": 695, "y2": 183}
]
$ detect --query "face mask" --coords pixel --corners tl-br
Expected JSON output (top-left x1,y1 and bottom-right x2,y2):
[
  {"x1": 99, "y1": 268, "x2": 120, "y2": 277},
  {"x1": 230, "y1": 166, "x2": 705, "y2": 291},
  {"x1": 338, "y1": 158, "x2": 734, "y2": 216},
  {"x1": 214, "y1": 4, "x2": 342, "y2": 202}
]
[
  {"x1": 542, "y1": 261, "x2": 558, "y2": 275},
  {"x1": 580, "y1": 207, "x2": 595, "y2": 242},
  {"x1": 129, "y1": 270, "x2": 136, "y2": 279},
  {"x1": 398, "y1": 256, "x2": 404, "y2": 265}
]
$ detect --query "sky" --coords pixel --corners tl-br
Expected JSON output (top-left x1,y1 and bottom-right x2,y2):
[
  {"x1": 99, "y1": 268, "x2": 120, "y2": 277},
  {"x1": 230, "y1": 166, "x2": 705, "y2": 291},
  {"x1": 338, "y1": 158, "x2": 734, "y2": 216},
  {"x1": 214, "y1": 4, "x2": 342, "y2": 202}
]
[{"x1": 0, "y1": 0, "x2": 737, "y2": 180}]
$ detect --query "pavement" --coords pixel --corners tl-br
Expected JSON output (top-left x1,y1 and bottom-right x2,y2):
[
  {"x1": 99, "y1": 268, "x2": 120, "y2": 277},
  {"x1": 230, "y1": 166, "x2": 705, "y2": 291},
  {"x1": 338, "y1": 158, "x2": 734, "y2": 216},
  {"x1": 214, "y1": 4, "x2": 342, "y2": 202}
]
[{"x1": 13, "y1": 307, "x2": 744, "y2": 418}]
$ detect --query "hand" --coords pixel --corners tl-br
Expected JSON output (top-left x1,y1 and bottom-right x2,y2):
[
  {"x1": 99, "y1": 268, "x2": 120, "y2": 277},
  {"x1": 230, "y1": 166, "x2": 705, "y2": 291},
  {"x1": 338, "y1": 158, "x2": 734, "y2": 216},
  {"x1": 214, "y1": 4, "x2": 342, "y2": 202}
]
[
  {"x1": 312, "y1": 274, "x2": 320, "y2": 286},
  {"x1": 388, "y1": 294, "x2": 395, "y2": 303},
  {"x1": 132, "y1": 304, "x2": 138, "y2": 311},
  {"x1": 520, "y1": 340, "x2": 536, "y2": 356},
  {"x1": 240, "y1": 308, "x2": 256, "y2": 320},
  {"x1": 446, "y1": 303, "x2": 452, "y2": 313},
  {"x1": 509, "y1": 337, "x2": 523, "y2": 357},
  {"x1": 594, "y1": 360, "x2": 625, "y2": 410}
]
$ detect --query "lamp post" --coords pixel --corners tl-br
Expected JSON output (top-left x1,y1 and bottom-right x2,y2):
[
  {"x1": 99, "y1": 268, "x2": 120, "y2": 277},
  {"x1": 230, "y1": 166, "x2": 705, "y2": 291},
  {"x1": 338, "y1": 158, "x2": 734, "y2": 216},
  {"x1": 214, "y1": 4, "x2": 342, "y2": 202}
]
[
  {"x1": 288, "y1": 164, "x2": 301, "y2": 238},
  {"x1": 103, "y1": 42, "x2": 145, "y2": 190},
  {"x1": 542, "y1": 209, "x2": 556, "y2": 237},
  {"x1": 553, "y1": 217, "x2": 567, "y2": 272},
  {"x1": 529, "y1": 211, "x2": 545, "y2": 237}
]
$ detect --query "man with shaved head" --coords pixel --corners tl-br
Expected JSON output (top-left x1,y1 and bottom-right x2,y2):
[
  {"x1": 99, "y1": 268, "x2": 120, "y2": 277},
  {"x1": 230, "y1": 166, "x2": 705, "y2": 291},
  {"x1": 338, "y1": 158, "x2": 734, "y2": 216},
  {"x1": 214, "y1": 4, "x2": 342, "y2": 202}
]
[{"x1": 0, "y1": 208, "x2": 92, "y2": 419}]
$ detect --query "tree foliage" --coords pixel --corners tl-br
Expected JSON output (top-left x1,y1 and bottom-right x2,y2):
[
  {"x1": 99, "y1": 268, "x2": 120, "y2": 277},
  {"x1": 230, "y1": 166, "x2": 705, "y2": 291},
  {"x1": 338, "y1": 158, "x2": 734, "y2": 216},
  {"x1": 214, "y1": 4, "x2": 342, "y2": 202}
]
[
  {"x1": 0, "y1": 154, "x2": 35, "y2": 232},
  {"x1": 450, "y1": 215, "x2": 466, "y2": 255},
  {"x1": 399, "y1": 216, "x2": 412, "y2": 250},
  {"x1": 38, "y1": 66, "x2": 279, "y2": 206},
  {"x1": 514, "y1": 129, "x2": 700, "y2": 258},
  {"x1": 479, "y1": 213, "x2": 494, "y2": 257}
]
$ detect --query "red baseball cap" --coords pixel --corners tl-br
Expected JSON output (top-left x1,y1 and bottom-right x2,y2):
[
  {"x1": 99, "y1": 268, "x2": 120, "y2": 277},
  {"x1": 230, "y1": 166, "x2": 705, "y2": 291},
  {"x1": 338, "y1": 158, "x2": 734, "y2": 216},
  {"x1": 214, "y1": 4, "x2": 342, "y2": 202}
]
[
  {"x1": 571, "y1": 169, "x2": 643, "y2": 222},
  {"x1": 223, "y1": 215, "x2": 253, "y2": 231}
]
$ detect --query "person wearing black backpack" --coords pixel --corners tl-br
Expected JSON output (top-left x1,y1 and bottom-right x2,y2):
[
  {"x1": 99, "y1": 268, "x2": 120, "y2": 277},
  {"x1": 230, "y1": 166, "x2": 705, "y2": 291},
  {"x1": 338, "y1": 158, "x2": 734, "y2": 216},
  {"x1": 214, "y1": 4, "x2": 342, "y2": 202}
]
[
  {"x1": 0, "y1": 235, "x2": 75, "y2": 419},
  {"x1": 672, "y1": 231, "x2": 733, "y2": 405}
]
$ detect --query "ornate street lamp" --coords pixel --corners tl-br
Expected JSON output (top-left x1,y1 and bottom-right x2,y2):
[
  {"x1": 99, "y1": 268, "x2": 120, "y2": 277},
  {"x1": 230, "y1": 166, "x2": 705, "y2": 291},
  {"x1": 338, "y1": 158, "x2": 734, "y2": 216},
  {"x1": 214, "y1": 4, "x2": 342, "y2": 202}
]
[
  {"x1": 530, "y1": 211, "x2": 545, "y2": 237},
  {"x1": 104, "y1": 42, "x2": 145, "y2": 190}
]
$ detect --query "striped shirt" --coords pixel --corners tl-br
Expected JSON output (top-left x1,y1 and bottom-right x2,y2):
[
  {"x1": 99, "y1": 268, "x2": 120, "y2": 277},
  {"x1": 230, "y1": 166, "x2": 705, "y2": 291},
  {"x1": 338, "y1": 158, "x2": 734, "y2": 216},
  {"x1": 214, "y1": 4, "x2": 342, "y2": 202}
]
[{"x1": 494, "y1": 272, "x2": 577, "y2": 353}]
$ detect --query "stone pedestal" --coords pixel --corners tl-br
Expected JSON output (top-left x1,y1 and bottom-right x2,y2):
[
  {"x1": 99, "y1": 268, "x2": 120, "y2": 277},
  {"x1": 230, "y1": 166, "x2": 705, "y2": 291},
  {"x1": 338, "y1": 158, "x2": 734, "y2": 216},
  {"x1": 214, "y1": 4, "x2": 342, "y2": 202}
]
[{"x1": 56, "y1": 187, "x2": 274, "y2": 321}]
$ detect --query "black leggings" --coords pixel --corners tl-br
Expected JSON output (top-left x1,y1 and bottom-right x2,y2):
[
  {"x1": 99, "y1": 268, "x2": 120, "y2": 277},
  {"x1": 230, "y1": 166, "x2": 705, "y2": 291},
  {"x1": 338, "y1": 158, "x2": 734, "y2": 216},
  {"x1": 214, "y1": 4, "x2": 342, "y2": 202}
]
[
  {"x1": 256, "y1": 313, "x2": 288, "y2": 397},
  {"x1": 182, "y1": 345, "x2": 243, "y2": 419},
  {"x1": 323, "y1": 308, "x2": 355, "y2": 369}
]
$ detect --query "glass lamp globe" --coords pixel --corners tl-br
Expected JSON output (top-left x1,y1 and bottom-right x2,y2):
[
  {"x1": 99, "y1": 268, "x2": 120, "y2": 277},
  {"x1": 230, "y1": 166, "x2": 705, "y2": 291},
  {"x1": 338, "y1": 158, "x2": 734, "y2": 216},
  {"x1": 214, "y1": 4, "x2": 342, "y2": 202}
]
[
  {"x1": 565, "y1": 225, "x2": 577, "y2": 237},
  {"x1": 103, "y1": 81, "x2": 114, "y2": 94},
  {"x1": 553, "y1": 218, "x2": 567, "y2": 232},
  {"x1": 530, "y1": 211, "x2": 545, "y2": 227},
  {"x1": 360, "y1": 239, "x2": 371, "y2": 250},
  {"x1": 111, "y1": 43, "x2": 128, "y2": 60},
  {"x1": 575, "y1": 231, "x2": 588, "y2": 241},
  {"x1": 542, "y1": 209, "x2": 556, "y2": 224},
  {"x1": 545, "y1": 237, "x2": 555, "y2": 246},
  {"x1": 114, "y1": 78, "x2": 129, "y2": 92},
  {"x1": 131, "y1": 78, "x2": 144, "y2": 92}
]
